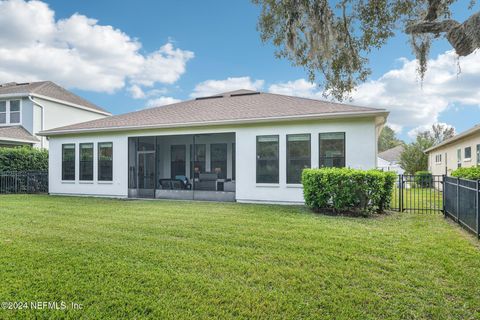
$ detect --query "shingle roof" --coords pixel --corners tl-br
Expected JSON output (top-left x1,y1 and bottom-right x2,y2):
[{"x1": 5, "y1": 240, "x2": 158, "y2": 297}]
[
  {"x1": 0, "y1": 126, "x2": 39, "y2": 143},
  {"x1": 0, "y1": 81, "x2": 110, "y2": 115},
  {"x1": 41, "y1": 90, "x2": 388, "y2": 135},
  {"x1": 378, "y1": 145, "x2": 404, "y2": 162}
]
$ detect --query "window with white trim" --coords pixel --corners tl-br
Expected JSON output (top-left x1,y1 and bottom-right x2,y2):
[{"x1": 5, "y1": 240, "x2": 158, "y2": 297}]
[
  {"x1": 435, "y1": 154, "x2": 442, "y2": 164},
  {"x1": 0, "y1": 101, "x2": 5, "y2": 124},
  {"x1": 464, "y1": 146, "x2": 472, "y2": 160},
  {"x1": 9, "y1": 100, "x2": 20, "y2": 124}
]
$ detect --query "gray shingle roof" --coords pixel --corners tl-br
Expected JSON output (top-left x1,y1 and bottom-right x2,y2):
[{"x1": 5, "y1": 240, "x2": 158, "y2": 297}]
[
  {"x1": 0, "y1": 126, "x2": 39, "y2": 143},
  {"x1": 0, "y1": 81, "x2": 110, "y2": 114},
  {"x1": 378, "y1": 145, "x2": 404, "y2": 162},
  {"x1": 41, "y1": 90, "x2": 388, "y2": 135}
]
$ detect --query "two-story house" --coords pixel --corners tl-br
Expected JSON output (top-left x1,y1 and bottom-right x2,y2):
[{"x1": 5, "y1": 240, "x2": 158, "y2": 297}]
[{"x1": 0, "y1": 81, "x2": 111, "y2": 149}]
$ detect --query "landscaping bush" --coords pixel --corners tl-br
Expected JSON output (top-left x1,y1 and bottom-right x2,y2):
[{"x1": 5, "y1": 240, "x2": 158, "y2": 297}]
[
  {"x1": 414, "y1": 171, "x2": 432, "y2": 188},
  {"x1": 451, "y1": 166, "x2": 480, "y2": 180},
  {"x1": 302, "y1": 168, "x2": 396, "y2": 215},
  {"x1": 0, "y1": 146, "x2": 48, "y2": 172}
]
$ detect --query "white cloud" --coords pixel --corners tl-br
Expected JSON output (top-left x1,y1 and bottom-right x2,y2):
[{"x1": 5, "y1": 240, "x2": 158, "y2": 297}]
[
  {"x1": 0, "y1": 0, "x2": 193, "y2": 94},
  {"x1": 268, "y1": 79, "x2": 323, "y2": 99},
  {"x1": 352, "y1": 50, "x2": 480, "y2": 134},
  {"x1": 145, "y1": 96, "x2": 181, "y2": 108},
  {"x1": 190, "y1": 76, "x2": 264, "y2": 98},
  {"x1": 128, "y1": 85, "x2": 145, "y2": 99}
]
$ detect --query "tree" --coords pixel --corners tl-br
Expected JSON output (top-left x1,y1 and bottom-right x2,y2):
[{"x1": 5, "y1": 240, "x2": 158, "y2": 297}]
[
  {"x1": 398, "y1": 123, "x2": 455, "y2": 173},
  {"x1": 253, "y1": 0, "x2": 480, "y2": 101},
  {"x1": 399, "y1": 134, "x2": 434, "y2": 174},
  {"x1": 427, "y1": 123, "x2": 455, "y2": 145},
  {"x1": 378, "y1": 125, "x2": 403, "y2": 152}
]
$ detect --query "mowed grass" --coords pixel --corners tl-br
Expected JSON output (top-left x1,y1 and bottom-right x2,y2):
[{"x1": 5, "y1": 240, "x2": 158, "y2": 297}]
[
  {"x1": 391, "y1": 188, "x2": 443, "y2": 211},
  {"x1": 1, "y1": 195, "x2": 480, "y2": 319}
]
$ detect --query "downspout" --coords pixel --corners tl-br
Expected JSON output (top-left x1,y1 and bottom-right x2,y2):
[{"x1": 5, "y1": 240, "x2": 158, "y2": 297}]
[{"x1": 28, "y1": 95, "x2": 45, "y2": 148}]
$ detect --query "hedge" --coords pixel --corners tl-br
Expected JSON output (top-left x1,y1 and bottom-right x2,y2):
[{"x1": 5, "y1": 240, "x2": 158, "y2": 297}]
[
  {"x1": 414, "y1": 171, "x2": 432, "y2": 188},
  {"x1": 302, "y1": 168, "x2": 396, "y2": 215},
  {"x1": 451, "y1": 166, "x2": 480, "y2": 180},
  {"x1": 0, "y1": 146, "x2": 48, "y2": 172}
]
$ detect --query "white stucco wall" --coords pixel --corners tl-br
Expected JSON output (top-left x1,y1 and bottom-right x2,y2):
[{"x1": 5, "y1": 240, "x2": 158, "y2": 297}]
[
  {"x1": 48, "y1": 117, "x2": 379, "y2": 203},
  {"x1": 32, "y1": 97, "x2": 108, "y2": 149}
]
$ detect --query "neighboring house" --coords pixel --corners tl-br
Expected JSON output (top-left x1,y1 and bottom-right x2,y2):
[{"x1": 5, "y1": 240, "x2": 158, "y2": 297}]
[
  {"x1": 40, "y1": 89, "x2": 388, "y2": 204},
  {"x1": 377, "y1": 145, "x2": 405, "y2": 174},
  {"x1": 0, "y1": 81, "x2": 111, "y2": 149},
  {"x1": 425, "y1": 124, "x2": 480, "y2": 176}
]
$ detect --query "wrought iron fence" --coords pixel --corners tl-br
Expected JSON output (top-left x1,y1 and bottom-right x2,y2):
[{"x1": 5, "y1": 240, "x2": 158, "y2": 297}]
[
  {"x1": 391, "y1": 174, "x2": 444, "y2": 213},
  {"x1": 444, "y1": 176, "x2": 479, "y2": 237},
  {"x1": 0, "y1": 171, "x2": 48, "y2": 194}
]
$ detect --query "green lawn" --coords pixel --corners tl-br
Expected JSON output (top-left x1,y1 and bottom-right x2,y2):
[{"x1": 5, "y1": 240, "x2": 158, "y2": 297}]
[
  {"x1": 1, "y1": 195, "x2": 479, "y2": 319},
  {"x1": 391, "y1": 188, "x2": 443, "y2": 212}
]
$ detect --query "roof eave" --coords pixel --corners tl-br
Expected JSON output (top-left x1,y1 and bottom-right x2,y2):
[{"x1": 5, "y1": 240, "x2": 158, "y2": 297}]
[
  {"x1": 39, "y1": 110, "x2": 389, "y2": 136},
  {"x1": 424, "y1": 125, "x2": 480, "y2": 153}
]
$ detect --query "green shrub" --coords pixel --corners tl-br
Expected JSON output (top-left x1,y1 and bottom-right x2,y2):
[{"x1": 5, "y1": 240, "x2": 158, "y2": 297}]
[
  {"x1": 0, "y1": 146, "x2": 48, "y2": 172},
  {"x1": 302, "y1": 168, "x2": 396, "y2": 215},
  {"x1": 451, "y1": 166, "x2": 480, "y2": 180},
  {"x1": 414, "y1": 171, "x2": 432, "y2": 188}
]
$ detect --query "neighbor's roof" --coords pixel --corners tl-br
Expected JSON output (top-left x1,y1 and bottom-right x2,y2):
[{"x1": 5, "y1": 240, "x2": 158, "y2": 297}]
[
  {"x1": 0, "y1": 81, "x2": 110, "y2": 115},
  {"x1": 424, "y1": 124, "x2": 480, "y2": 153},
  {"x1": 0, "y1": 125, "x2": 39, "y2": 144},
  {"x1": 40, "y1": 90, "x2": 388, "y2": 136},
  {"x1": 378, "y1": 145, "x2": 404, "y2": 162}
]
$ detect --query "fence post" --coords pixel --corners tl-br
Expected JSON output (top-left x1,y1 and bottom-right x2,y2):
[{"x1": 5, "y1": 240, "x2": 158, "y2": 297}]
[
  {"x1": 442, "y1": 175, "x2": 446, "y2": 216},
  {"x1": 456, "y1": 177, "x2": 460, "y2": 221},
  {"x1": 398, "y1": 174, "x2": 403, "y2": 212},
  {"x1": 477, "y1": 179, "x2": 480, "y2": 239}
]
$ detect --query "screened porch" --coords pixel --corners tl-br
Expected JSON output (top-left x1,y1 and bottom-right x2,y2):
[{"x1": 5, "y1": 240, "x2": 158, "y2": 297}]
[{"x1": 128, "y1": 133, "x2": 236, "y2": 201}]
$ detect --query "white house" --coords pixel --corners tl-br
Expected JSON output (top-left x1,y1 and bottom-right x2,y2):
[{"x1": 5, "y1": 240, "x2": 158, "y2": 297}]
[
  {"x1": 377, "y1": 145, "x2": 404, "y2": 174},
  {"x1": 40, "y1": 90, "x2": 388, "y2": 204},
  {"x1": 0, "y1": 81, "x2": 111, "y2": 149}
]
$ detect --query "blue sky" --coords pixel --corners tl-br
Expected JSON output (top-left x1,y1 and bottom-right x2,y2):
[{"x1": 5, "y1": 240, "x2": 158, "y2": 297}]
[{"x1": 1, "y1": 0, "x2": 479, "y2": 141}]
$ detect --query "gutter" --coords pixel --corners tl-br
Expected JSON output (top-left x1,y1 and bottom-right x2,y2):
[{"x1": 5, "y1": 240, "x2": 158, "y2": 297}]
[
  {"x1": 28, "y1": 95, "x2": 45, "y2": 148},
  {"x1": 38, "y1": 110, "x2": 389, "y2": 136}
]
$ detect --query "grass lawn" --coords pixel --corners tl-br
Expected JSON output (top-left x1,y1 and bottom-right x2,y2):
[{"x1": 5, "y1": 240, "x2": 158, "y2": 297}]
[
  {"x1": 391, "y1": 188, "x2": 443, "y2": 212},
  {"x1": 1, "y1": 195, "x2": 480, "y2": 319}
]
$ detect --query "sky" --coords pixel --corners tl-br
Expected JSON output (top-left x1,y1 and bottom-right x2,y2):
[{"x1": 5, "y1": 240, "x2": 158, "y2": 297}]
[{"x1": 0, "y1": 0, "x2": 479, "y2": 141}]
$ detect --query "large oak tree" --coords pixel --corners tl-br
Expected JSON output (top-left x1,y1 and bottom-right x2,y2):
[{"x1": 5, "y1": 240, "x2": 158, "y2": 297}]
[{"x1": 253, "y1": 0, "x2": 479, "y2": 101}]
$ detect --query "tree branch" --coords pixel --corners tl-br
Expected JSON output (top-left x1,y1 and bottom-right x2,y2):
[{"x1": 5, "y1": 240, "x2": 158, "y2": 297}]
[{"x1": 406, "y1": 12, "x2": 480, "y2": 56}]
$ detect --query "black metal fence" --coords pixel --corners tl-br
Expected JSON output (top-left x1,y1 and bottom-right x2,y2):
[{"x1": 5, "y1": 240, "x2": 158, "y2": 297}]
[
  {"x1": 391, "y1": 174, "x2": 444, "y2": 213},
  {"x1": 444, "y1": 176, "x2": 480, "y2": 237},
  {"x1": 0, "y1": 171, "x2": 48, "y2": 194}
]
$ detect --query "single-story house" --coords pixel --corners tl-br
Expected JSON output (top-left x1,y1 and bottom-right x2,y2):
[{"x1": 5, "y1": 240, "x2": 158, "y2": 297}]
[
  {"x1": 40, "y1": 90, "x2": 388, "y2": 204},
  {"x1": 0, "y1": 81, "x2": 111, "y2": 149},
  {"x1": 377, "y1": 145, "x2": 404, "y2": 174},
  {"x1": 425, "y1": 124, "x2": 480, "y2": 176}
]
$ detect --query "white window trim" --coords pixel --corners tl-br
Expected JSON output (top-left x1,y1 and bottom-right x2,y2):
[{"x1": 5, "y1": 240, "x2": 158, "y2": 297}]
[{"x1": 0, "y1": 99, "x2": 22, "y2": 126}]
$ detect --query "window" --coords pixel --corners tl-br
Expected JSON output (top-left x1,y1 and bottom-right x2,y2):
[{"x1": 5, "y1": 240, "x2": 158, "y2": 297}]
[
  {"x1": 465, "y1": 146, "x2": 472, "y2": 160},
  {"x1": 9, "y1": 100, "x2": 20, "y2": 124},
  {"x1": 457, "y1": 148, "x2": 462, "y2": 168},
  {"x1": 210, "y1": 144, "x2": 228, "y2": 179},
  {"x1": 0, "y1": 101, "x2": 5, "y2": 124},
  {"x1": 435, "y1": 154, "x2": 442, "y2": 164},
  {"x1": 319, "y1": 132, "x2": 345, "y2": 168},
  {"x1": 256, "y1": 135, "x2": 279, "y2": 183},
  {"x1": 62, "y1": 144, "x2": 75, "y2": 181},
  {"x1": 232, "y1": 143, "x2": 236, "y2": 181},
  {"x1": 477, "y1": 144, "x2": 480, "y2": 165},
  {"x1": 79, "y1": 143, "x2": 94, "y2": 181},
  {"x1": 98, "y1": 142, "x2": 113, "y2": 181},
  {"x1": 171, "y1": 145, "x2": 186, "y2": 178},
  {"x1": 190, "y1": 144, "x2": 206, "y2": 178},
  {"x1": 287, "y1": 134, "x2": 311, "y2": 184}
]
